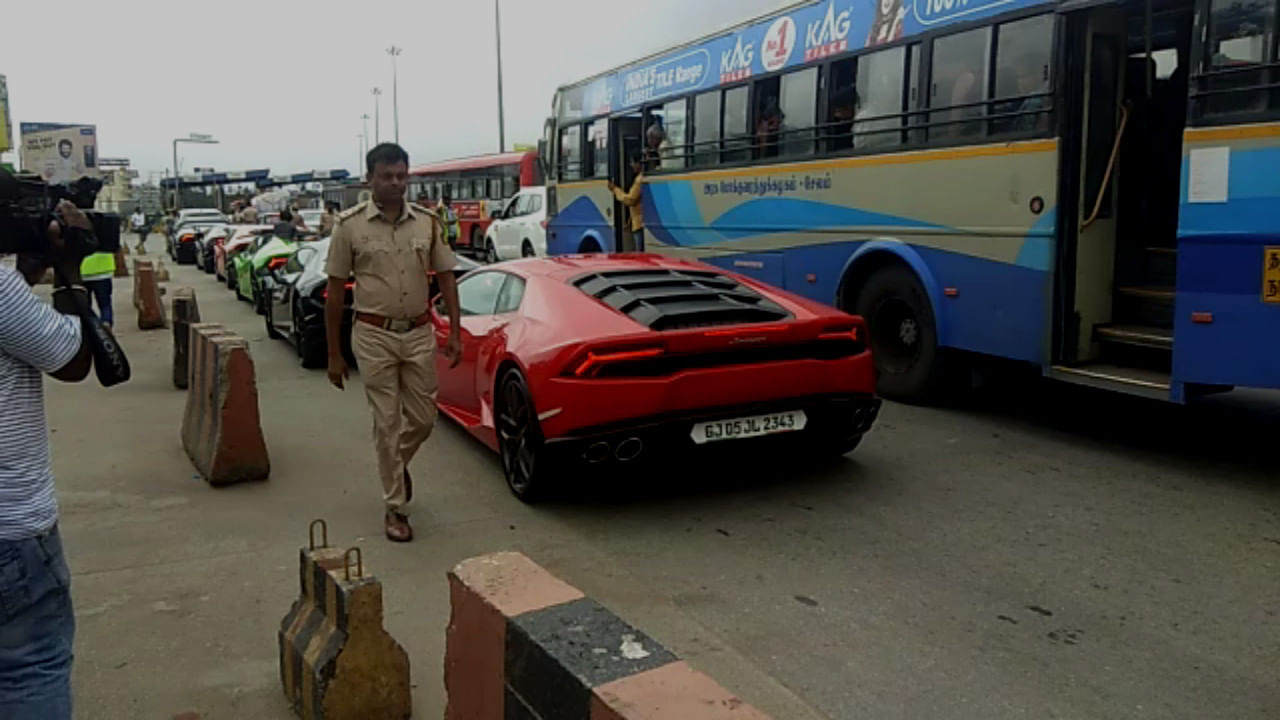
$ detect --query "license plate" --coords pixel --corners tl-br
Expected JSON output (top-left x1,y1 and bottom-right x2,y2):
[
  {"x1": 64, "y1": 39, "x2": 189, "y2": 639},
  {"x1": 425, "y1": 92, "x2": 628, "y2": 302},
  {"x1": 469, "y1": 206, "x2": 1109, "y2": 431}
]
[{"x1": 691, "y1": 410, "x2": 807, "y2": 445}]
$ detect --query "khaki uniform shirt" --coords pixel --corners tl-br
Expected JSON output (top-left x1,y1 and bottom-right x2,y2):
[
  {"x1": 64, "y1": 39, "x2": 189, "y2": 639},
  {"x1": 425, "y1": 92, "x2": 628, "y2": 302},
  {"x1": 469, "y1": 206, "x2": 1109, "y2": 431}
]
[
  {"x1": 242, "y1": 207, "x2": 259, "y2": 223},
  {"x1": 319, "y1": 211, "x2": 337, "y2": 236},
  {"x1": 325, "y1": 200, "x2": 456, "y2": 320}
]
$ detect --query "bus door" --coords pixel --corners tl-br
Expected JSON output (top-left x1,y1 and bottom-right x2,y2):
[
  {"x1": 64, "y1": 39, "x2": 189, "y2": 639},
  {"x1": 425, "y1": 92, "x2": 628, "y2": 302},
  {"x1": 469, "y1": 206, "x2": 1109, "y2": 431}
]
[
  {"x1": 1058, "y1": 4, "x2": 1128, "y2": 365},
  {"x1": 1058, "y1": 0, "x2": 1193, "y2": 387},
  {"x1": 609, "y1": 113, "x2": 644, "y2": 251}
]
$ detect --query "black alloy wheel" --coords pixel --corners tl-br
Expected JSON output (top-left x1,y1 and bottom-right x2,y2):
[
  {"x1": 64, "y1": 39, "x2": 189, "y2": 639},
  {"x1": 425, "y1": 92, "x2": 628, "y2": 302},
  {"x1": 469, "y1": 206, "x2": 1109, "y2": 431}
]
[
  {"x1": 486, "y1": 239, "x2": 499, "y2": 264},
  {"x1": 521, "y1": 240, "x2": 536, "y2": 258},
  {"x1": 496, "y1": 370, "x2": 548, "y2": 502}
]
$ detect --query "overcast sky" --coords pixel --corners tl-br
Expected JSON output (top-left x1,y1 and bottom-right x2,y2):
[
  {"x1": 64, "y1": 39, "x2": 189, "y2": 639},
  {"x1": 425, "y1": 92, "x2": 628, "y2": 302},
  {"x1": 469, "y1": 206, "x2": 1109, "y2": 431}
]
[{"x1": 1, "y1": 0, "x2": 784, "y2": 182}]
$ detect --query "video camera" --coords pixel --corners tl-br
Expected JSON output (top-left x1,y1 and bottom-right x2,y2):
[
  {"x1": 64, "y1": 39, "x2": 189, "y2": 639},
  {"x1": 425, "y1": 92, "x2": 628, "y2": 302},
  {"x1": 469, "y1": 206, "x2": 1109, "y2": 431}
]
[{"x1": 0, "y1": 167, "x2": 121, "y2": 260}]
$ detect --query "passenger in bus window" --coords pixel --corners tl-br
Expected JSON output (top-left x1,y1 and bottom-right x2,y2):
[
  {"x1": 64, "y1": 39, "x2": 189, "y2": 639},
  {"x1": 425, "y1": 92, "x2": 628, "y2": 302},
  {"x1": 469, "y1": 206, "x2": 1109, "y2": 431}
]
[
  {"x1": 867, "y1": 0, "x2": 906, "y2": 47},
  {"x1": 755, "y1": 97, "x2": 784, "y2": 158},
  {"x1": 607, "y1": 152, "x2": 646, "y2": 248},
  {"x1": 829, "y1": 86, "x2": 859, "y2": 151},
  {"x1": 645, "y1": 122, "x2": 667, "y2": 171},
  {"x1": 1011, "y1": 62, "x2": 1050, "y2": 133}
]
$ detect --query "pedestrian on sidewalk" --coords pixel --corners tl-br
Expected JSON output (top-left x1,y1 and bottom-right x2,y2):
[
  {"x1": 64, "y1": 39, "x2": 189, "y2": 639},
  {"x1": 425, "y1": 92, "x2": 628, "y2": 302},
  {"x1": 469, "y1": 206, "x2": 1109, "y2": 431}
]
[
  {"x1": 80, "y1": 249, "x2": 116, "y2": 328},
  {"x1": 129, "y1": 208, "x2": 147, "y2": 253},
  {"x1": 0, "y1": 202, "x2": 96, "y2": 720},
  {"x1": 324, "y1": 142, "x2": 462, "y2": 543}
]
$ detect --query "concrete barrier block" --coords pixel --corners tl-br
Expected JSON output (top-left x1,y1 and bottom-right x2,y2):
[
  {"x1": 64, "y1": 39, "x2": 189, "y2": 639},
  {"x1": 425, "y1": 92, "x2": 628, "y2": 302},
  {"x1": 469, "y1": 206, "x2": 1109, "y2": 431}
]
[
  {"x1": 181, "y1": 323, "x2": 269, "y2": 486},
  {"x1": 132, "y1": 260, "x2": 167, "y2": 330},
  {"x1": 279, "y1": 520, "x2": 411, "y2": 720},
  {"x1": 171, "y1": 288, "x2": 201, "y2": 389},
  {"x1": 445, "y1": 552, "x2": 769, "y2": 720}
]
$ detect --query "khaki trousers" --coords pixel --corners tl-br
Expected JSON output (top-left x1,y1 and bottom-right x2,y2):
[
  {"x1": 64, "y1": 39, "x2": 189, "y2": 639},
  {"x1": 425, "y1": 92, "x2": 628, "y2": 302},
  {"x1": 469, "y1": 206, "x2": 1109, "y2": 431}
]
[{"x1": 351, "y1": 321, "x2": 439, "y2": 514}]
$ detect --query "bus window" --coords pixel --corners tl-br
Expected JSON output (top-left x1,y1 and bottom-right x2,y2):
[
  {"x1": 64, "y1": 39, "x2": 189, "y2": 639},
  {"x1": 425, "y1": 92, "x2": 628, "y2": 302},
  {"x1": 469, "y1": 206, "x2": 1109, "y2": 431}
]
[
  {"x1": 1205, "y1": 0, "x2": 1275, "y2": 114},
  {"x1": 779, "y1": 67, "x2": 818, "y2": 157},
  {"x1": 991, "y1": 14, "x2": 1054, "y2": 135},
  {"x1": 907, "y1": 44, "x2": 922, "y2": 143},
  {"x1": 723, "y1": 86, "x2": 751, "y2": 163},
  {"x1": 661, "y1": 99, "x2": 687, "y2": 169},
  {"x1": 753, "y1": 77, "x2": 782, "y2": 158},
  {"x1": 588, "y1": 120, "x2": 609, "y2": 178},
  {"x1": 504, "y1": 177, "x2": 517, "y2": 197},
  {"x1": 930, "y1": 27, "x2": 991, "y2": 140},
  {"x1": 560, "y1": 125, "x2": 582, "y2": 180},
  {"x1": 644, "y1": 106, "x2": 665, "y2": 170},
  {"x1": 692, "y1": 90, "x2": 721, "y2": 166},
  {"x1": 473, "y1": 179, "x2": 485, "y2": 199},
  {"x1": 856, "y1": 46, "x2": 907, "y2": 149},
  {"x1": 826, "y1": 58, "x2": 857, "y2": 152}
]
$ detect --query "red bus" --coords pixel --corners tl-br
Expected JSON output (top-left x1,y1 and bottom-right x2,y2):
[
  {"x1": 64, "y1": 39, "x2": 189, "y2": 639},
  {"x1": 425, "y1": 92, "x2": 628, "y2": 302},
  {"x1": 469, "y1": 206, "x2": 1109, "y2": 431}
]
[{"x1": 408, "y1": 151, "x2": 542, "y2": 253}]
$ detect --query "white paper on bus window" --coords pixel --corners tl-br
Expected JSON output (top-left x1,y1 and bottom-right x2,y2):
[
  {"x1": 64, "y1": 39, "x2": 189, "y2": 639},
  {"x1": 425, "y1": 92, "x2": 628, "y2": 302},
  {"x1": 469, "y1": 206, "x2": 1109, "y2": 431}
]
[{"x1": 1188, "y1": 146, "x2": 1230, "y2": 204}]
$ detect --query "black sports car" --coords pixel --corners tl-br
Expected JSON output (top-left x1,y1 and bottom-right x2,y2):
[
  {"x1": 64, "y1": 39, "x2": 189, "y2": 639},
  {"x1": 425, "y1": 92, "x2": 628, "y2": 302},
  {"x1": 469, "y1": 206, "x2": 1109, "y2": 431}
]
[{"x1": 263, "y1": 238, "x2": 479, "y2": 368}]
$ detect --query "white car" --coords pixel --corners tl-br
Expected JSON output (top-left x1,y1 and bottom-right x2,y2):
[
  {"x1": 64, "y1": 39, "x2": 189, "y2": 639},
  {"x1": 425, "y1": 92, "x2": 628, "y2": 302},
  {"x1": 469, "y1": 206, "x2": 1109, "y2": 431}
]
[{"x1": 482, "y1": 187, "x2": 546, "y2": 263}]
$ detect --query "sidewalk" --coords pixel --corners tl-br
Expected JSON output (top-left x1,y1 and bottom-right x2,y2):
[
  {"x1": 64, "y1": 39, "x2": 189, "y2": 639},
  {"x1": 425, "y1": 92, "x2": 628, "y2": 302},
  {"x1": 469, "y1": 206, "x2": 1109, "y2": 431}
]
[{"x1": 48, "y1": 259, "x2": 829, "y2": 719}]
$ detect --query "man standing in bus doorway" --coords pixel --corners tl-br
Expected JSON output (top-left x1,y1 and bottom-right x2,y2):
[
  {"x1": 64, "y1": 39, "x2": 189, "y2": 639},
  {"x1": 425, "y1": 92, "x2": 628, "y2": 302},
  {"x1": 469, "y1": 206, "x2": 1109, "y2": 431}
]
[
  {"x1": 436, "y1": 189, "x2": 459, "y2": 251},
  {"x1": 325, "y1": 142, "x2": 462, "y2": 543},
  {"x1": 607, "y1": 152, "x2": 646, "y2": 250}
]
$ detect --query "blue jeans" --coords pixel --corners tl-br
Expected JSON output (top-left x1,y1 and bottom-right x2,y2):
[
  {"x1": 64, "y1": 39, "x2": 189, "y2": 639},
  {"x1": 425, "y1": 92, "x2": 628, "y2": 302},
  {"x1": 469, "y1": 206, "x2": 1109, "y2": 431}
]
[
  {"x1": 84, "y1": 278, "x2": 113, "y2": 327},
  {"x1": 0, "y1": 526, "x2": 74, "y2": 720}
]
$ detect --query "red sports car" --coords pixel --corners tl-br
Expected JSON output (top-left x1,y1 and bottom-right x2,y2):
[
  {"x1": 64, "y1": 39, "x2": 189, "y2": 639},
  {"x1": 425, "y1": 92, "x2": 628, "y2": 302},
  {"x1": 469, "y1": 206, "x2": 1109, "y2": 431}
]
[{"x1": 431, "y1": 253, "x2": 881, "y2": 501}]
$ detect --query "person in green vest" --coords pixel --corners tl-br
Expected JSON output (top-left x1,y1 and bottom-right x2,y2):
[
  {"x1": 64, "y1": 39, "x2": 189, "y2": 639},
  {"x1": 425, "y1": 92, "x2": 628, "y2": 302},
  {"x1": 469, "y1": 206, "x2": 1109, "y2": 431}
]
[
  {"x1": 436, "y1": 188, "x2": 459, "y2": 250},
  {"x1": 80, "y1": 250, "x2": 117, "y2": 328}
]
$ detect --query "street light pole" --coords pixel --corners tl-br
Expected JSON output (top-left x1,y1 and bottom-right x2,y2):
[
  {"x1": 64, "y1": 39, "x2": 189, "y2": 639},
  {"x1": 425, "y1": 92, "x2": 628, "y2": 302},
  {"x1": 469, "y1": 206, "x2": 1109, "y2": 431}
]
[
  {"x1": 495, "y1": 0, "x2": 506, "y2": 153},
  {"x1": 361, "y1": 114, "x2": 370, "y2": 156},
  {"x1": 372, "y1": 88, "x2": 382, "y2": 145},
  {"x1": 356, "y1": 134, "x2": 364, "y2": 177},
  {"x1": 171, "y1": 134, "x2": 219, "y2": 210},
  {"x1": 387, "y1": 46, "x2": 402, "y2": 144}
]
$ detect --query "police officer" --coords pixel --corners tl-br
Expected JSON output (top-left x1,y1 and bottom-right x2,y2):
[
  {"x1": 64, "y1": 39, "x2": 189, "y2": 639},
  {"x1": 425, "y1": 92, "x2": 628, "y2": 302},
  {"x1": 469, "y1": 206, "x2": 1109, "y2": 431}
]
[
  {"x1": 324, "y1": 143, "x2": 462, "y2": 543},
  {"x1": 436, "y1": 188, "x2": 459, "y2": 250}
]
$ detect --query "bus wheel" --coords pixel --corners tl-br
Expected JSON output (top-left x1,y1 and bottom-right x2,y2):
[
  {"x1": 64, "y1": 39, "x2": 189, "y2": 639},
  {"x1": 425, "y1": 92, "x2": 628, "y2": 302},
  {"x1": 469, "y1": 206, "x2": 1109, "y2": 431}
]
[
  {"x1": 578, "y1": 238, "x2": 602, "y2": 254},
  {"x1": 470, "y1": 226, "x2": 483, "y2": 252},
  {"x1": 854, "y1": 264, "x2": 944, "y2": 402}
]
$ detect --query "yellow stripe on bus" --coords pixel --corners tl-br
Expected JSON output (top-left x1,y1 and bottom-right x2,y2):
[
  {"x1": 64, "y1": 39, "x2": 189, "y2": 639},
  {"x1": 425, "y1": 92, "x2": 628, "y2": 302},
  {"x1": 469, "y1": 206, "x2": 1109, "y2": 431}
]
[{"x1": 1184, "y1": 122, "x2": 1280, "y2": 143}]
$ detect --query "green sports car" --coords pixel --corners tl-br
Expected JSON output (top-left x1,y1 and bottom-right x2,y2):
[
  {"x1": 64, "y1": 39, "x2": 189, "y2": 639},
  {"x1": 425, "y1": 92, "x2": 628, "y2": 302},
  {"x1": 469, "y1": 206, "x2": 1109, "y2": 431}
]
[{"x1": 236, "y1": 235, "x2": 305, "y2": 314}]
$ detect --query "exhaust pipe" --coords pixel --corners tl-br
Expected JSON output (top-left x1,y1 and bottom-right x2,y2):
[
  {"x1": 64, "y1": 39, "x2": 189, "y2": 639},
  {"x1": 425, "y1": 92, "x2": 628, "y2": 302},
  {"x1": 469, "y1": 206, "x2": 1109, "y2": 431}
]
[
  {"x1": 614, "y1": 437, "x2": 644, "y2": 462},
  {"x1": 583, "y1": 441, "x2": 611, "y2": 464}
]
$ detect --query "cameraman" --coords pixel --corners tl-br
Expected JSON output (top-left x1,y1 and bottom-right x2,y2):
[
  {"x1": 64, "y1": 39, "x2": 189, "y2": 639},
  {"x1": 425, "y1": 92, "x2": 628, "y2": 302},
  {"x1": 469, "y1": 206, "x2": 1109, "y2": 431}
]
[{"x1": 0, "y1": 201, "x2": 93, "y2": 719}]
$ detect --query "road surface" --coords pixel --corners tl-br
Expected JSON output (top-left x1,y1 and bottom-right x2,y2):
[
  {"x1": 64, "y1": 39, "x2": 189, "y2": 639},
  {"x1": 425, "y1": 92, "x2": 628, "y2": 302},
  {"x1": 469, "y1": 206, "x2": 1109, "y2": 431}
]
[{"x1": 48, "y1": 260, "x2": 1279, "y2": 719}]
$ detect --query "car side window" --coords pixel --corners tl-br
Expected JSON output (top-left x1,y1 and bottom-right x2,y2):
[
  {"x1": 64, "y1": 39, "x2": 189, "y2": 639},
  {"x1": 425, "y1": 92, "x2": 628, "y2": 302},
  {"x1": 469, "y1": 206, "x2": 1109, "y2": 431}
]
[
  {"x1": 456, "y1": 272, "x2": 507, "y2": 316},
  {"x1": 528, "y1": 195, "x2": 543, "y2": 214},
  {"x1": 495, "y1": 275, "x2": 526, "y2": 314}
]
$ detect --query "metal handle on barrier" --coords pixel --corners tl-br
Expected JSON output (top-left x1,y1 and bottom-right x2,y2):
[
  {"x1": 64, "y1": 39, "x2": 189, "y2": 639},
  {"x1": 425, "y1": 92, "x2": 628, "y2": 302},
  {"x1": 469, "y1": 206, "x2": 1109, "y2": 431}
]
[
  {"x1": 344, "y1": 547, "x2": 363, "y2": 581},
  {"x1": 309, "y1": 519, "x2": 329, "y2": 550}
]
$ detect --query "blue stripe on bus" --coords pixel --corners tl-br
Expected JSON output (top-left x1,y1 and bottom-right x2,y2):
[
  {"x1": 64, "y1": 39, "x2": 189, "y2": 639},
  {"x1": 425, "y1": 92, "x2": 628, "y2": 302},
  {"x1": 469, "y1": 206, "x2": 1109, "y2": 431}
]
[{"x1": 1179, "y1": 146, "x2": 1280, "y2": 238}]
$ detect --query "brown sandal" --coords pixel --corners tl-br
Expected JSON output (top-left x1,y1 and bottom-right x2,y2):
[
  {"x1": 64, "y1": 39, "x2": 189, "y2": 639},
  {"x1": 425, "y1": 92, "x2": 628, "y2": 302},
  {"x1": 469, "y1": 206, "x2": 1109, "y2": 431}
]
[{"x1": 385, "y1": 511, "x2": 413, "y2": 543}]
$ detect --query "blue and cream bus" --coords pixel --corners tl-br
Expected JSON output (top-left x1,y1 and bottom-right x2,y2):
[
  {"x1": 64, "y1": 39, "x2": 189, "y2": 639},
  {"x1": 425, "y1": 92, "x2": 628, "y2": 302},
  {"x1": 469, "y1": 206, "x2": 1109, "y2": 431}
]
[{"x1": 540, "y1": 0, "x2": 1279, "y2": 403}]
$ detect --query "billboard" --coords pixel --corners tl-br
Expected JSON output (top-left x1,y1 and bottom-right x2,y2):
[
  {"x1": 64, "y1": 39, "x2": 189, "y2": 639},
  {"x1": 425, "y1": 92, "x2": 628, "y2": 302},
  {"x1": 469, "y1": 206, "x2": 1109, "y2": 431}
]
[
  {"x1": 19, "y1": 122, "x2": 99, "y2": 184},
  {"x1": 0, "y1": 76, "x2": 10, "y2": 153}
]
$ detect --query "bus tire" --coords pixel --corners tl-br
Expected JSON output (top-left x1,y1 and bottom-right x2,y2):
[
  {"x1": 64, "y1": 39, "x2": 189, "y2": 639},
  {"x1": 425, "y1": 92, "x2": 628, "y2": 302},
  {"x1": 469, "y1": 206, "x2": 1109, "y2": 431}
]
[
  {"x1": 470, "y1": 226, "x2": 483, "y2": 252},
  {"x1": 854, "y1": 264, "x2": 944, "y2": 403},
  {"x1": 578, "y1": 238, "x2": 602, "y2": 254}
]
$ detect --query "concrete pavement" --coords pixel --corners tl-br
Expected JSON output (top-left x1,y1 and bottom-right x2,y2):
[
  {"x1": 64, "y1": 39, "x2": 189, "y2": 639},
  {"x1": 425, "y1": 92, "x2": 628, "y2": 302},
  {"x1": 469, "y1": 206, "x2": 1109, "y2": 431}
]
[{"x1": 46, "y1": 258, "x2": 1280, "y2": 719}]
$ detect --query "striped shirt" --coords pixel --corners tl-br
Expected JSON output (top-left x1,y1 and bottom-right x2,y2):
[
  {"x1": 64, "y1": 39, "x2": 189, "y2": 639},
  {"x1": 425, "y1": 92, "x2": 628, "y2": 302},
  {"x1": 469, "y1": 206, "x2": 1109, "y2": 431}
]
[{"x1": 0, "y1": 265, "x2": 81, "y2": 540}]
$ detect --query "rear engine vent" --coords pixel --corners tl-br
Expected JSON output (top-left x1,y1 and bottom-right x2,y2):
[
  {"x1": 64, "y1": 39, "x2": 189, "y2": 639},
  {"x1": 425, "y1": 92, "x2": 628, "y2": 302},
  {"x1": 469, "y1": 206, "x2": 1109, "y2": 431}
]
[{"x1": 572, "y1": 269, "x2": 791, "y2": 330}]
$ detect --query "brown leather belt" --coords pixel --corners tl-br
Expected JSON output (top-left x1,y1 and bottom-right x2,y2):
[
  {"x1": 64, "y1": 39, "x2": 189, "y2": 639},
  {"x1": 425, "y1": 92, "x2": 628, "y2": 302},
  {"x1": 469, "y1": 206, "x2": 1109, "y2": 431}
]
[{"x1": 355, "y1": 311, "x2": 431, "y2": 333}]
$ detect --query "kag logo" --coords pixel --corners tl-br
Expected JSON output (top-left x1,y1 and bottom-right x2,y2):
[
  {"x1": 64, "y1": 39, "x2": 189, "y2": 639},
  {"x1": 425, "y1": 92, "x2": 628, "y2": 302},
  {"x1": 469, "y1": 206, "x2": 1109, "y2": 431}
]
[
  {"x1": 805, "y1": 1, "x2": 852, "y2": 61},
  {"x1": 720, "y1": 36, "x2": 755, "y2": 83}
]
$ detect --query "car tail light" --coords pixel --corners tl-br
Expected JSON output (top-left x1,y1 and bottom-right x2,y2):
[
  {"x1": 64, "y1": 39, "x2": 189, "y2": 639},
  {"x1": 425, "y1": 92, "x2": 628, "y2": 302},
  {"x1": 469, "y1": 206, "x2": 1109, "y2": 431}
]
[
  {"x1": 818, "y1": 324, "x2": 860, "y2": 342},
  {"x1": 321, "y1": 281, "x2": 355, "y2": 299},
  {"x1": 540, "y1": 220, "x2": 548, "y2": 229},
  {"x1": 180, "y1": 233, "x2": 196, "y2": 243},
  {"x1": 267, "y1": 256, "x2": 289, "y2": 271},
  {"x1": 570, "y1": 345, "x2": 664, "y2": 377}
]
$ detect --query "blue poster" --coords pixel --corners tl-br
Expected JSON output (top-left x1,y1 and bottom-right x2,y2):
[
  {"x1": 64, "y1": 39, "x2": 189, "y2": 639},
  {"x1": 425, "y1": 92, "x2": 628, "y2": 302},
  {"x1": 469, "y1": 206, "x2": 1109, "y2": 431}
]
[{"x1": 566, "y1": 0, "x2": 1048, "y2": 117}]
